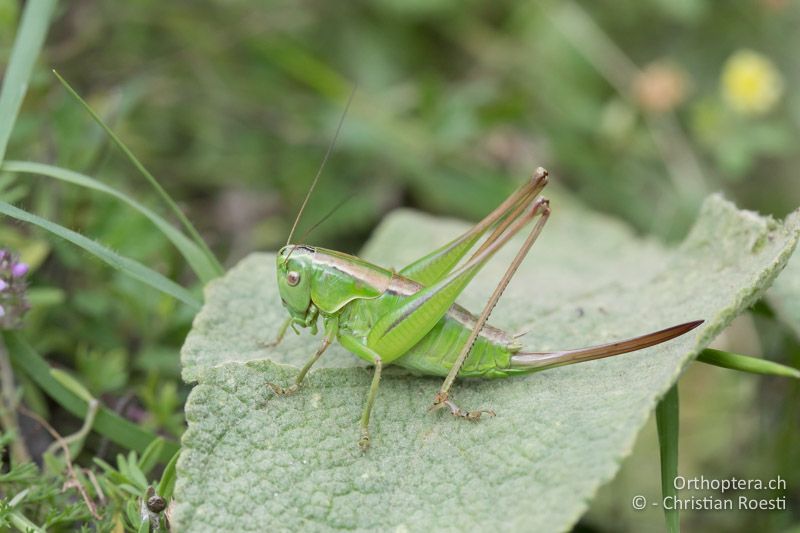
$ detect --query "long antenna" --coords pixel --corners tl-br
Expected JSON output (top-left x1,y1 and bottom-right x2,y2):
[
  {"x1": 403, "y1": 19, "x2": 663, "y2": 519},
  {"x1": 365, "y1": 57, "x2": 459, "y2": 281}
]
[
  {"x1": 286, "y1": 84, "x2": 358, "y2": 246},
  {"x1": 295, "y1": 193, "x2": 355, "y2": 245}
]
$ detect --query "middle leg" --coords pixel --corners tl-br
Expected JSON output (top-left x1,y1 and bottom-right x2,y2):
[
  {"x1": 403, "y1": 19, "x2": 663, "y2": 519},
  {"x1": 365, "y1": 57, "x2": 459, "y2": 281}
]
[
  {"x1": 260, "y1": 317, "x2": 293, "y2": 349},
  {"x1": 339, "y1": 334, "x2": 385, "y2": 452}
]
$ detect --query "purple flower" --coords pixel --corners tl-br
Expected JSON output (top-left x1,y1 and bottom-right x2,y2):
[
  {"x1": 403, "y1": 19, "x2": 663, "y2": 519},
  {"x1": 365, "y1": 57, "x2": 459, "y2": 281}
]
[
  {"x1": 0, "y1": 249, "x2": 30, "y2": 329},
  {"x1": 11, "y1": 262, "x2": 28, "y2": 278}
]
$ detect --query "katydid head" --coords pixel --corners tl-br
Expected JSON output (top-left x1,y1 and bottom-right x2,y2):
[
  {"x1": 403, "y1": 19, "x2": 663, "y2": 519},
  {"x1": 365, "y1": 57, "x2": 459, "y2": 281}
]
[{"x1": 276, "y1": 245, "x2": 319, "y2": 331}]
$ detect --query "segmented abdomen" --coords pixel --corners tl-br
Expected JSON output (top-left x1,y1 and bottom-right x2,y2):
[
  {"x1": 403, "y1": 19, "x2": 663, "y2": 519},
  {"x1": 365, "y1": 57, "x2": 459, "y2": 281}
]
[
  {"x1": 393, "y1": 310, "x2": 518, "y2": 378},
  {"x1": 342, "y1": 293, "x2": 520, "y2": 379}
]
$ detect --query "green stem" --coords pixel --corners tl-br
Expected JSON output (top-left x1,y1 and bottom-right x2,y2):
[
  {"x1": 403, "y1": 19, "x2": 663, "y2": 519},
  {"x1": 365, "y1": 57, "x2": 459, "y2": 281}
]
[
  {"x1": 698, "y1": 348, "x2": 800, "y2": 379},
  {"x1": 655, "y1": 384, "x2": 680, "y2": 533},
  {"x1": 0, "y1": 336, "x2": 31, "y2": 463},
  {"x1": 45, "y1": 399, "x2": 99, "y2": 458}
]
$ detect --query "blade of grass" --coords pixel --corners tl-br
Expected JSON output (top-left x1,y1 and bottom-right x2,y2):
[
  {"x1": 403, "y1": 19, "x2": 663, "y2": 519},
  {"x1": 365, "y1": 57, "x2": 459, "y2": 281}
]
[
  {"x1": 0, "y1": 0, "x2": 57, "y2": 163},
  {"x1": 3, "y1": 331, "x2": 178, "y2": 462},
  {"x1": 655, "y1": 384, "x2": 680, "y2": 533},
  {"x1": 137, "y1": 519, "x2": 151, "y2": 533},
  {"x1": 698, "y1": 348, "x2": 800, "y2": 379},
  {"x1": 2, "y1": 160, "x2": 219, "y2": 284},
  {"x1": 51, "y1": 70, "x2": 224, "y2": 276},
  {"x1": 0, "y1": 200, "x2": 201, "y2": 310},
  {"x1": 157, "y1": 450, "x2": 179, "y2": 499},
  {"x1": 137, "y1": 437, "x2": 166, "y2": 477}
]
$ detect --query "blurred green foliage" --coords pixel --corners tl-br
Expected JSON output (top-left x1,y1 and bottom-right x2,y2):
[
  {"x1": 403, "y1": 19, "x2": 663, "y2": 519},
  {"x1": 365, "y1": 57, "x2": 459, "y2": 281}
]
[
  {"x1": 12, "y1": 0, "x2": 798, "y2": 246},
  {"x1": 1, "y1": 0, "x2": 799, "y2": 530}
]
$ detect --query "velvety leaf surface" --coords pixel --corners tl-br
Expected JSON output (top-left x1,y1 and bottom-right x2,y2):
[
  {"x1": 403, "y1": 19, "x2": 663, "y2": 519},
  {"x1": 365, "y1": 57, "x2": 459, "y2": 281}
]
[{"x1": 176, "y1": 195, "x2": 799, "y2": 532}]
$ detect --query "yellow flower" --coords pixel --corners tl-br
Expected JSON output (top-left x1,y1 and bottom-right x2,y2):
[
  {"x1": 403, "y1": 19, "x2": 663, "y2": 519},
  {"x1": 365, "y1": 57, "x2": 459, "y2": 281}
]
[{"x1": 721, "y1": 50, "x2": 784, "y2": 115}]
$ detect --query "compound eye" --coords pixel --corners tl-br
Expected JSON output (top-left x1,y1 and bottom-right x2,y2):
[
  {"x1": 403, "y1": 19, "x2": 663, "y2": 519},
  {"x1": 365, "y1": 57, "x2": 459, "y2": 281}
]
[{"x1": 287, "y1": 271, "x2": 301, "y2": 286}]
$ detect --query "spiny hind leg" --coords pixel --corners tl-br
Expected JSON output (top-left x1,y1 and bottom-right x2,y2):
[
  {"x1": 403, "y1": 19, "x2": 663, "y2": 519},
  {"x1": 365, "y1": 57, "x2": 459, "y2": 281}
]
[
  {"x1": 399, "y1": 167, "x2": 548, "y2": 285},
  {"x1": 267, "y1": 317, "x2": 338, "y2": 396},
  {"x1": 431, "y1": 195, "x2": 552, "y2": 417}
]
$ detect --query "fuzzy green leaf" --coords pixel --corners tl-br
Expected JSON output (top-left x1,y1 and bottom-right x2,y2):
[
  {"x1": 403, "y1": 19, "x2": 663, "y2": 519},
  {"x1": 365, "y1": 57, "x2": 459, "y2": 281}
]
[{"x1": 176, "y1": 195, "x2": 799, "y2": 531}]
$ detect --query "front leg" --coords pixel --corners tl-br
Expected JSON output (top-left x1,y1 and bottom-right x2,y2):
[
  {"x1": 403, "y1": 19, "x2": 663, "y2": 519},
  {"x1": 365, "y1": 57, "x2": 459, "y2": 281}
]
[
  {"x1": 268, "y1": 316, "x2": 338, "y2": 396},
  {"x1": 260, "y1": 317, "x2": 292, "y2": 349}
]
